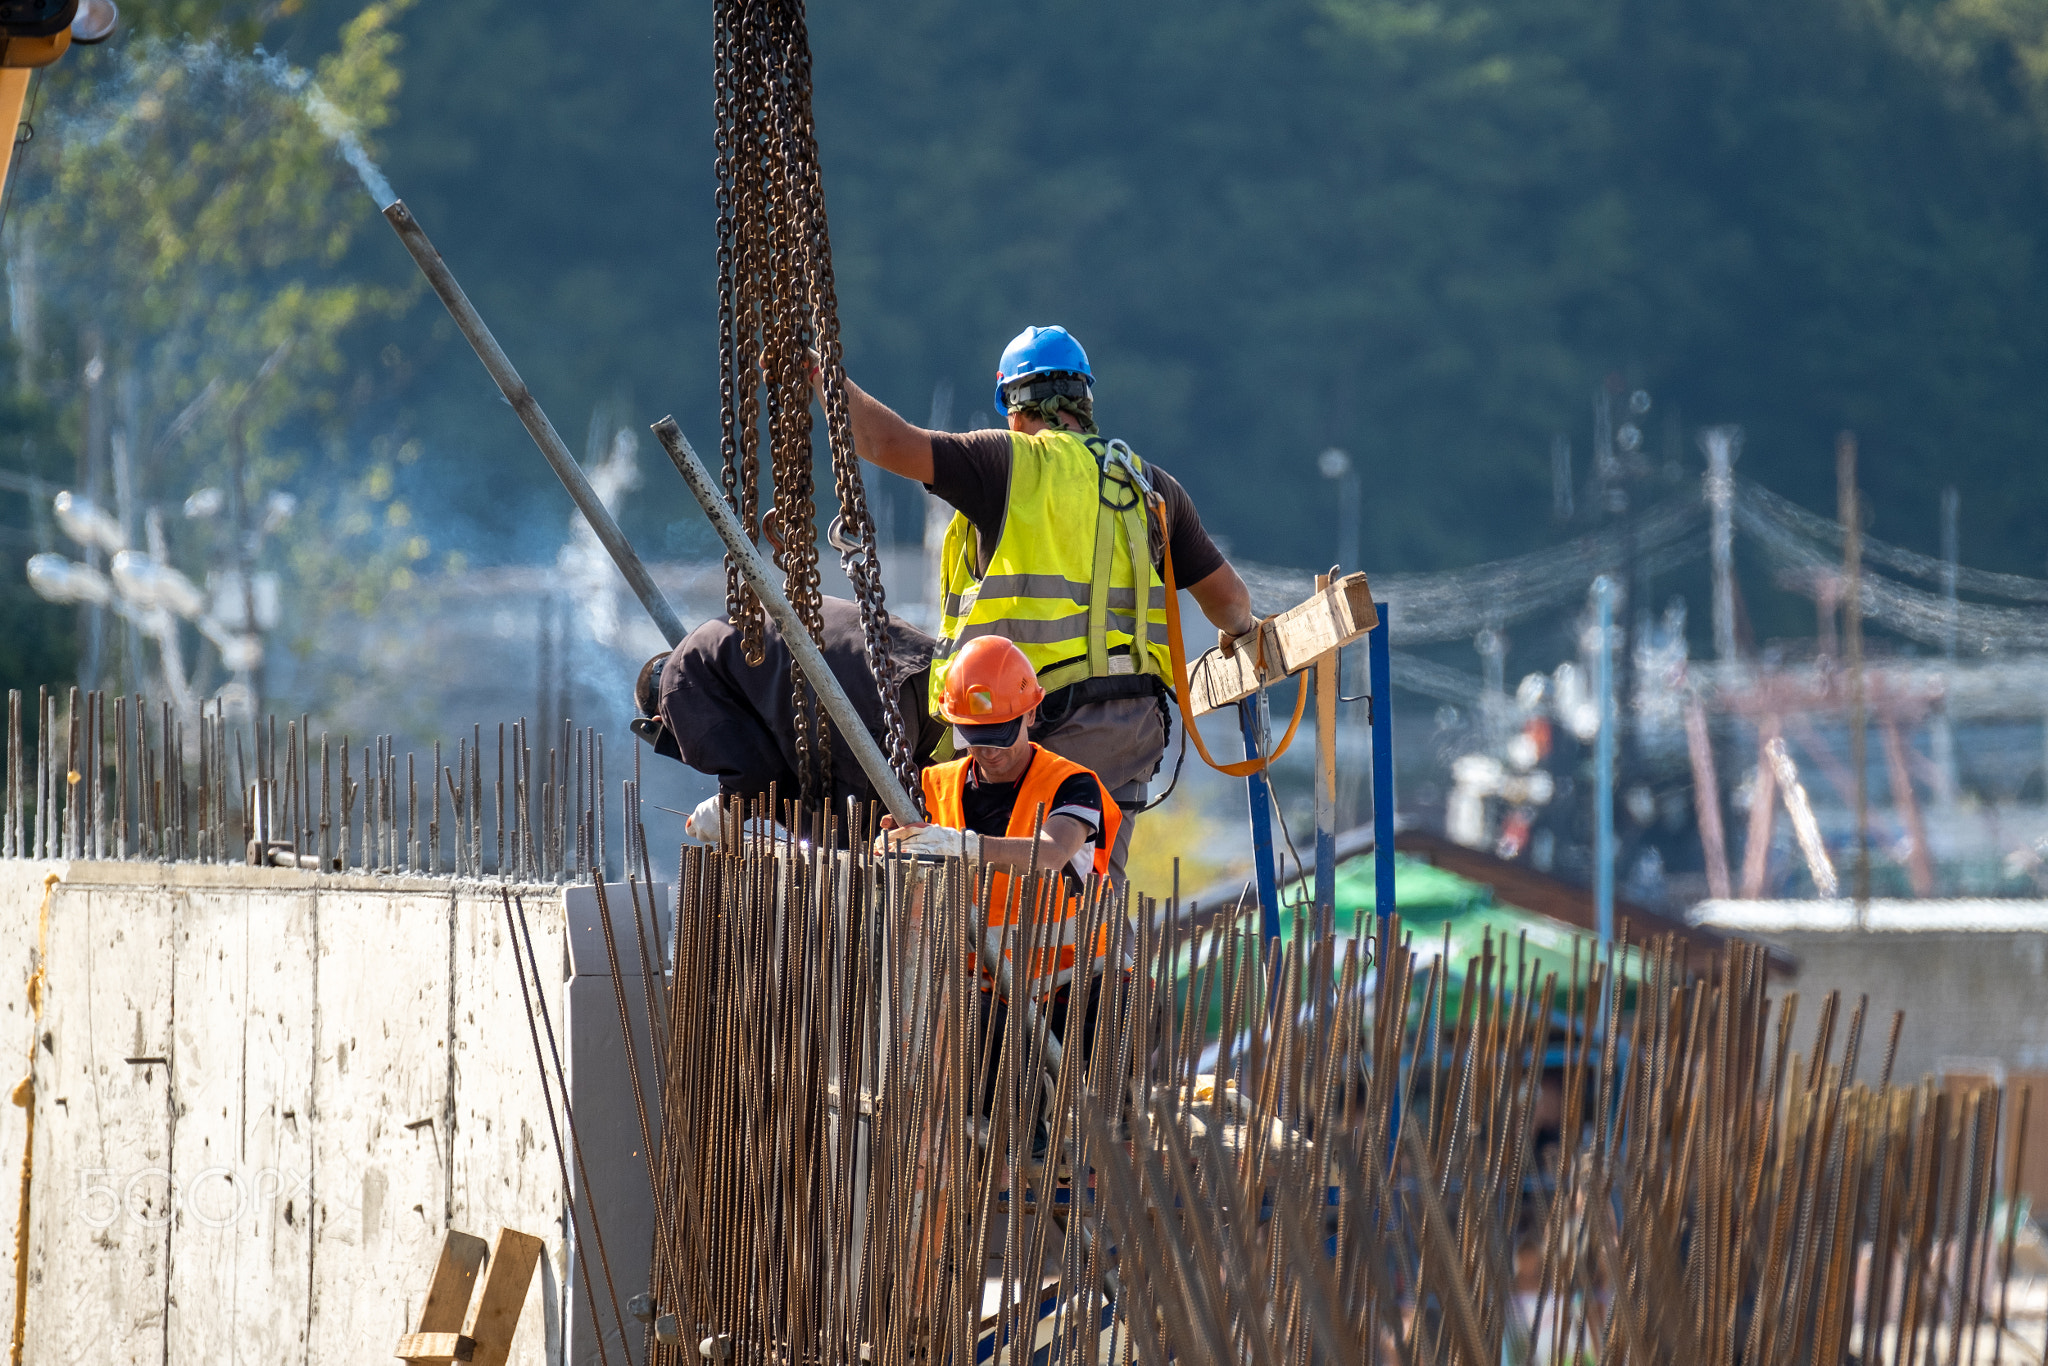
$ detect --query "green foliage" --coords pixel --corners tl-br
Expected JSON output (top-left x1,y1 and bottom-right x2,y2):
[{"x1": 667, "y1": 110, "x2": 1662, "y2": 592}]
[
  {"x1": 267, "y1": 0, "x2": 2048, "y2": 594},
  {"x1": 2, "y1": 1, "x2": 417, "y2": 702}
]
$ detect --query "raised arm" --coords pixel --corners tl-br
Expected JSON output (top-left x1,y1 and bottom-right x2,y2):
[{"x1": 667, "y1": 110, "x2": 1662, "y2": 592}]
[
  {"x1": 1188, "y1": 561, "x2": 1258, "y2": 655},
  {"x1": 832, "y1": 373, "x2": 937, "y2": 485}
]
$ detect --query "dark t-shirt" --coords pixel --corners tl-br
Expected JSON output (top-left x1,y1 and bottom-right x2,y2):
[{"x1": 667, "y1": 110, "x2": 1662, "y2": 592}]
[
  {"x1": 960, "y1": 748, "x2": 1103, "y2": 888},
  {"x1": 926, "y1": 429, "x2": 1227, "y2": 584}
]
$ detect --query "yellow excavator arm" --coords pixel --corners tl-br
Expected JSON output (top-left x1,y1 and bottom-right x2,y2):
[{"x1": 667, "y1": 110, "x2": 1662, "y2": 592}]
[{"x1": 0, "y1": 0, "x2": 116, "y2": 200}]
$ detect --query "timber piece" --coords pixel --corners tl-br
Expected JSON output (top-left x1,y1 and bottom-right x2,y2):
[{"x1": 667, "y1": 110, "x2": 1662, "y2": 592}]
[
  {"x1": 395, "y1": 1331, "x2": 477, "y2": 1363},
  {"x1": 418, "y1": 1231, "x2": 491, "y2": 1333},
  {"x1": 1189, "y1": 572, "x2": 1378, "y2": 716},
  {"x1": 464, "y1": 1227, "x2": 546, "y2": 1366}
]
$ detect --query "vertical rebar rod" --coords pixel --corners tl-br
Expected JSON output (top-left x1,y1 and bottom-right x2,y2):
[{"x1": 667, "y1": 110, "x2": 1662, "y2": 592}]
[
  {"x1": 431, "y1": 740, "x2": 442, "y2": 877},
  {"x1": 470, "y1": 724, "x2": 482, "y2": 878},
  {"x1": 5, "y1": 689, "x2": 18, "y2": 860},
  {"x1": 409, "y1": 751, "x2": 419, "y2": 874},
  {"x1": 496, "y1": 722, "x2": 505, "y2": 879},
  {"x1": 339, "y1": 736, "x2": 351, "y2": 872},
  {"x1": 64, "y1": 687, "x2": 79, "y2": 860},
  {"x1": 90, "y1": 691, "x2": 104, "y2": 860},
  {"x1": 299, "y1": 715, "x2": 312, "y2": 855},
  {"x1": 321, "y1": 734, "x2": 332, "y2": 870},
  {"x1": 512, "y1": 720, "x2": 526, "y2": 881},
  {"x1": 198, "y1": 706, "x2": 211, "y2": 863}
]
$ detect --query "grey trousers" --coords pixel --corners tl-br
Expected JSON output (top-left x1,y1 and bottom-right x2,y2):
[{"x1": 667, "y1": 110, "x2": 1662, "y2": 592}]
[{"x1": 1034, "y1": 695, "x2": 1167, "y2": 887}]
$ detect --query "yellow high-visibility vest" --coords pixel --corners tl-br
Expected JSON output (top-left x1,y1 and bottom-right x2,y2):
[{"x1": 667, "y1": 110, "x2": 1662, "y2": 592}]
[{"x1": 931, "y1": 429, "x2": 1170, "y2": 707}]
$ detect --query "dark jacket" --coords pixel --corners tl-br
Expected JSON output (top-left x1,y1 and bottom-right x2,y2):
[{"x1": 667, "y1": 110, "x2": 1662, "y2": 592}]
[{"x1": 658, "y1": 598, "x2": 945, "y2": 812}]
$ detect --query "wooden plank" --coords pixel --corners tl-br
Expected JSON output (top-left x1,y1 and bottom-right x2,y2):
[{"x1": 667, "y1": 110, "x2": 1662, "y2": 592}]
[
  {"x1": 25, "y1": 881, "x2": 175, "y2": 1365},
  {"x1": 1188, "y1": 573, "x2": 1377, "y2": 716},
  {"x1": 449, "y1": 888, "x2": 566, "y2": 1365},
  {"x1": 465, "y1": 1228, "x2": 545, "y2": 1366},
  {"x1": 308, "y1": 886, "x2": 458, "y2": 1363},
  {"x1": 418, "y1": 1230, "x2": 490, "y2": 1333},
  {"x1": 397, "y1": 1329, "x2": 477, "y2": 1362},
  {"x1": 163, "y1": 883, "x2": 318, "y2": 1363}
]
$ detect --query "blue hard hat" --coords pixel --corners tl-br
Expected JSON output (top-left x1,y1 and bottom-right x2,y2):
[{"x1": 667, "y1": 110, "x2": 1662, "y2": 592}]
[{"x1": 993, "y1": 325, "x2": 1092, "y2": 414}]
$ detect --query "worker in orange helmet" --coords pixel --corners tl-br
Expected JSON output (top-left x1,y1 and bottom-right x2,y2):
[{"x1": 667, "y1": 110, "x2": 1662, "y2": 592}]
[{"x1": 877, "y1": 635, "x2": 1121, "y2": 1114}]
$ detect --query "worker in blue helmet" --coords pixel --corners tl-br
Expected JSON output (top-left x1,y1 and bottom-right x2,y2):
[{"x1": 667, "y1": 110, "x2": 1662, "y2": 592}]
[{"x1": 812, "y1": 324, "x2": 1259, "y2": 886}]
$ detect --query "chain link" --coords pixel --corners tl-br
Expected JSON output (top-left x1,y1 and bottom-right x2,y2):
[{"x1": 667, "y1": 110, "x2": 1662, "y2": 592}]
[{"x1": 711, "y1": 0, "x2": 917, "y2": 808}]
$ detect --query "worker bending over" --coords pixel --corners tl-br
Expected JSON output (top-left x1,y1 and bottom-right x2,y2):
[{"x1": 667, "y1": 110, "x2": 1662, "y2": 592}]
[
  {"x1": 877, "y1": 636, "x2": 1120, "y2": 1115},
  {"x1": 827, "y1": 325, "x2": 1258, "y2": 883},
  {"x1": 634, "y1": 571, "x2": 948, "y2": 842}
]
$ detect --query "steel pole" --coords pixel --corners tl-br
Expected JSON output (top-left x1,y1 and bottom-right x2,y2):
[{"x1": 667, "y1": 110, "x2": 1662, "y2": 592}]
[
  {"x1": 1369, "y1": 605, "x2": 1395, "y2": 922},
  {"x1": 1239, "y1": 695, "x2": 1282, "y2": 951},
  {"x1": 382, "y1": 202, "x2": 689, "y2": 648},
  {"x1": 1593, "y1": 577, "x2": 1616, "y2": 946},
  {"x1": 656, "y1": 414, "x2": 1065, "y2": 1074},
  {"x1": 1312, "y1": 575, "x2": 1337, "y2": 938},
  {"x1": 653, "y1": 417, "x2": 917, "y2": 825}
]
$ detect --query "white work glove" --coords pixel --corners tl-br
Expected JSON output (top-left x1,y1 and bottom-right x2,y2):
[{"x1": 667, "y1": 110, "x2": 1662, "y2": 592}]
[
  {"x1": 1219, "y1": 616, "x2": 1265, "y2": 661},
  {"x1": 684, "y1": 795, "x2": 726, "y2": 847},
  {"x1": 873, "y1": 825, "x2": 983, "y2": 860}
]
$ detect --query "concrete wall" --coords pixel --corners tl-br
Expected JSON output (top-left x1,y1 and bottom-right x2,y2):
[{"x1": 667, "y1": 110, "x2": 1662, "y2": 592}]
[
  {"x1": 0, "y1": 859, "x2": 579, "y2": 1365},
  {"x1": 1694, "y1": 898, "x2": 2048, "y2": 1208},
  {"x1": 1763, "y1": 930, "x2": 2048, "y2": 1085}
]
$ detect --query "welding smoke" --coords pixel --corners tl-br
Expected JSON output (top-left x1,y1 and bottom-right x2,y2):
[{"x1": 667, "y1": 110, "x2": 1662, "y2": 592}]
[{"x1": 254, "y1": 52, "x2": 398, "y2": 210}]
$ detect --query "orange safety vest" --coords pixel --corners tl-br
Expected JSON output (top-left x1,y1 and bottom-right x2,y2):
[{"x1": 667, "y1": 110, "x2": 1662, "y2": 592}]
[{"x1": 922, "y1": 744, "x2": 1121, "y2": 994}]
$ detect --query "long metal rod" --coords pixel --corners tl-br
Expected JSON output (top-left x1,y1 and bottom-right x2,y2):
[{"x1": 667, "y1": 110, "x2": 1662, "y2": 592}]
[
  {"x1": 655, "y1": 414, "x2": 1067, "y2": 1080},
  {"x1": 382, "y1": 201, "x2": 688, "y2": 648},
  {"x1": 1312, "y1": 575, "x2": 1337, "y2": 937},
  {"x1": 651, "y1": 416, "x2": 917, "y2": 825},
  {"x1": 1369, "y1": 603, "x2": 1395, "y2": 921},
  {"x1": 1238, "y1": 695, "x2": 1281, "y2": 949},
  {"x1": 1594, "y1": 577, "x2": 1616, "y2": 945}
]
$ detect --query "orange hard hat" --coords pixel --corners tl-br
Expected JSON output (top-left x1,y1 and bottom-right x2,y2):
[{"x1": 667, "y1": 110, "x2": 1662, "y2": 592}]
[{"x1": 939, "y1": 636, "x2": 1045, "y2": 728}]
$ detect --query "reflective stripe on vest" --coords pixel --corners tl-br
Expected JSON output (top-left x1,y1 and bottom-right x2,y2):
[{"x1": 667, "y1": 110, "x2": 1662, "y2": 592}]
[
  {"x1": 921, "y1": 744, "x2": 1122, "y2": 994},
  {"x1": 931, "y1": 430, "x2": 1169, "y2": 707}
]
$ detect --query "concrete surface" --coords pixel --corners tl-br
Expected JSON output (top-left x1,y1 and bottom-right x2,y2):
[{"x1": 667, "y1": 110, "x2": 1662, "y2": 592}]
[
  {"x1": 1692, "y1": 897, "x2": 2048, "y2": 1208},
  {"x1": 0, "y1": 859, "x2": 605, "y2": 1365}
]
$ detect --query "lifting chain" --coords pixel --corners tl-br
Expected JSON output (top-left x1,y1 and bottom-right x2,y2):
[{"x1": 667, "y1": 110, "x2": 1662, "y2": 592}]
[{"x1": 711, "y1": 0, "x2": 917, "y2": 808}]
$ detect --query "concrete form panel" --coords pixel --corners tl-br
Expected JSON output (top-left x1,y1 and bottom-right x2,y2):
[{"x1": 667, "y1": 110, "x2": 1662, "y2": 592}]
[
  {"x1": 451, "y1": 887, "x2": 568, "y2": 1366},
  {"x1": 164, "y1": 885, "x2": 317, "y2": 1363},
  {"x1": 307, "y1": 886, "x2": 457, "y2": 1363},
  {"x1": 0, "y1": 862, "x2": 60, "y2": 1324},
  {"x1": 28, "y1": 878, "x2": 176, "y2": 1365}
]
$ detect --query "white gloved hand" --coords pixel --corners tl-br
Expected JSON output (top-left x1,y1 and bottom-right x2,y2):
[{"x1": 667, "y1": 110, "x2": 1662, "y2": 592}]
[
  {"x1": 873, "y1": 825, "x2": 982, "y2": 860},
  {"x1": 684, "y1": 795, "x2": 726, "y2": 848}
]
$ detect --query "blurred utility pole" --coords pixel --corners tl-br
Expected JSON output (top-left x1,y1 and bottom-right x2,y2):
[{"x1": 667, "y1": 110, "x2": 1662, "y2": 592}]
[
  {"x1": 1932, "y1": 486, "x2": 1958, "y2": 806},
  {"x1": 1838, "y1": 432, "x2": 1869, "y2": 915},
  {"x1": 1702, "y1": 426, "x2": 1741, "y2": 664},
  {"x1": 1320, "y1": 447, "x2": 1364, "y2": 829},
  {"x1": 80, "y1": 339, "x2": 106, "y2": 693}
]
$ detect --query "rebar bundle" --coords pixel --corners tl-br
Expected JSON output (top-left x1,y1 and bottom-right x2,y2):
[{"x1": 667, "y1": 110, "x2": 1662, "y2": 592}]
[
  {"x1": 0, "y1": 684, "x2": 607, "y2": 880},
  {"x1": 643, "y1": 827, "x2": 2039, "y2": 1366}
]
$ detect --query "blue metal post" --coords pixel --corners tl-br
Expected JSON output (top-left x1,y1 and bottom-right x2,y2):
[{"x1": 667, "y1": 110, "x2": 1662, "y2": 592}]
[
  {"x1": 1369, "y1": 605, "x2": 1395, "y2": 922},
  {"x1": 1593, "y1": 577, "x2": 1616, "y2": 946},
  {"x1": 1239, "y1": 695, "x2": 1282, "y2": 951}
]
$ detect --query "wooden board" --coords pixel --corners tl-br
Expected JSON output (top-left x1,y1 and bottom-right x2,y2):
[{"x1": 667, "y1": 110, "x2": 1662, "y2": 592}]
[
  {"x1": 450, "y1": 889, "x2": 567, "y2": 1366},
  {"x1": 418, "y1": 1230, "x2": 490, "y2": 1333},
  {"x1": 1188, "y1": 573, "x2": 1377, "y2": 717},
  {"x1": 25, "y1": 880, "x2": 176, "y2": 1364},
  {"x1": 307, "y1": 885, "x2": 459, "y2": 1363},
  {"x1": 397, "y1": 1329, "x2": 477, "y2": 1362},
  {"x1": 465, "y1": 1227, "x2": 544, "y2": 1366},
  {"x1": 162, "y1": 883, "x2": 317, "y2": 1363}
]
